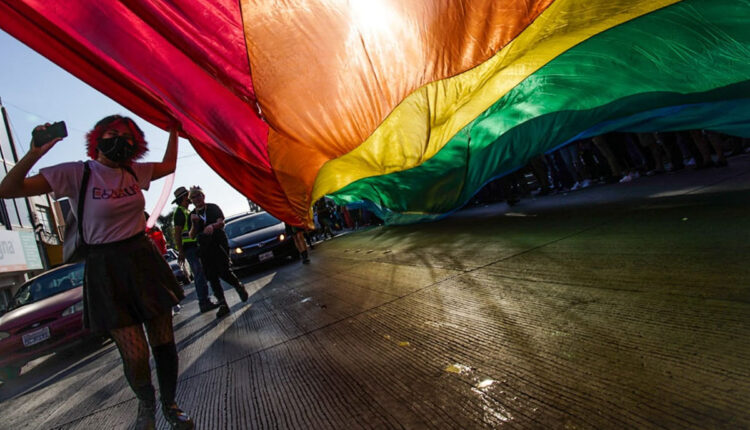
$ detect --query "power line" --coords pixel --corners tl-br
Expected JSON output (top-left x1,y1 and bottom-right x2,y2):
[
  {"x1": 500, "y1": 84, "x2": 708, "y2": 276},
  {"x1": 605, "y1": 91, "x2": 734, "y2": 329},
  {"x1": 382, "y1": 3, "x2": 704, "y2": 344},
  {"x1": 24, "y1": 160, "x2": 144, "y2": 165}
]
[
  {"x1": 2, "y1": 100, "x2": 201, "y2": 160},
  {"x1": 3, "y1": 101, "x2": 89, "y2": 135}
]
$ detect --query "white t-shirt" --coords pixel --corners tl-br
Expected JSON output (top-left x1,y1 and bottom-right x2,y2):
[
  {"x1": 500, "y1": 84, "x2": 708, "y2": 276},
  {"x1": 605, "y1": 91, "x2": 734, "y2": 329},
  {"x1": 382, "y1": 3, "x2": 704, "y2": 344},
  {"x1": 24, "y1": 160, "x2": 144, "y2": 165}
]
[{"x1": 41, "y1": 160, "x2": 154, "y2": 244}]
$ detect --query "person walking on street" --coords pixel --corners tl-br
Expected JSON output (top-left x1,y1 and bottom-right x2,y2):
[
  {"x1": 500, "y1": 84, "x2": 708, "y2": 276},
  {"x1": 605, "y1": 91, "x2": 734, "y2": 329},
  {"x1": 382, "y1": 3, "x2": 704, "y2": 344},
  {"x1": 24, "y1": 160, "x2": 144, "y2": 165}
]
[
  {"x1": 0, "y1": 115, "x2": 194, "y2": 430},
  {"x1": 172, "y1": 186, "x2": 218, "y2": 314},
  {"x1": 315, "y1": 199, "x2": 335, "y2": 239},
  {"x1": 188, "y1": 186, "x2": 249, "y2": 318},
  {"x1": 285, "y1": 223, "x2": 311, "y2": 264}
]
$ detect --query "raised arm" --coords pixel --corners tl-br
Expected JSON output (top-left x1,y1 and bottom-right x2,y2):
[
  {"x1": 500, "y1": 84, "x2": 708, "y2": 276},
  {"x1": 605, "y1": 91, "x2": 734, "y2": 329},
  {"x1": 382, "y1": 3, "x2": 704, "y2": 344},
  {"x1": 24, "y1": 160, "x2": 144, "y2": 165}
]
[
  {"x1": 0, "y1": 124, "x2": 59, "y2": 198},
  {"x1": 151, "y1": 122, "x2": 180, "y2": 181}
]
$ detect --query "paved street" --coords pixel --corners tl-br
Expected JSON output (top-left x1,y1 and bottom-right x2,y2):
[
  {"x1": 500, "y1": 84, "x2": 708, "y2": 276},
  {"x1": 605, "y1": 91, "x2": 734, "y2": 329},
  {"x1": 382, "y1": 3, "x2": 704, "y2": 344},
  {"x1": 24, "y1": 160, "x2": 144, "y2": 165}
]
[{"x1": 2, "y1": 155, "x2": 750, "y2": 429}]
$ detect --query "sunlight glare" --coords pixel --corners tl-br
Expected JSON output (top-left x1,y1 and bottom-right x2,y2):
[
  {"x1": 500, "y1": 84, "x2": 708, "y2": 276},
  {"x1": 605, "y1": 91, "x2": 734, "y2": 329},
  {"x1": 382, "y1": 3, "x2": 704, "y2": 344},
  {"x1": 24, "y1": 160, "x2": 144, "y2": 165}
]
[{"x1": 349, "y1": 0, "x2": 397, "y2": 35}]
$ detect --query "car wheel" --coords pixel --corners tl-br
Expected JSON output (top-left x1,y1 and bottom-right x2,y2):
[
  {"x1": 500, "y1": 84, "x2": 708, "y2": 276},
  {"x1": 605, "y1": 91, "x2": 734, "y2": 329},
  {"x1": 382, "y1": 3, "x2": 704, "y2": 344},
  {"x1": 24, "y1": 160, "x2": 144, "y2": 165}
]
[{"x1": 0, "y1": 365, "x2": 21, "y2": 382}]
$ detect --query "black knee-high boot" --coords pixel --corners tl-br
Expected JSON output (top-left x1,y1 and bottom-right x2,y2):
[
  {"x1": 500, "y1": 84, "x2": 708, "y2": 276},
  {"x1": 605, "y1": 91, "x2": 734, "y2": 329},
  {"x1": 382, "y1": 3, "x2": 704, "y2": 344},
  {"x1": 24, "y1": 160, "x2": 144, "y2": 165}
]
[
  {"x1": 134, "y1": 386, "x2": 156, "y2": 430},
  {"x1": 151, "y1": 342, "x2": 178, "y2": 405},
  {"x1": 152, "y1": 342, "x2": 194, "y2": 429}
]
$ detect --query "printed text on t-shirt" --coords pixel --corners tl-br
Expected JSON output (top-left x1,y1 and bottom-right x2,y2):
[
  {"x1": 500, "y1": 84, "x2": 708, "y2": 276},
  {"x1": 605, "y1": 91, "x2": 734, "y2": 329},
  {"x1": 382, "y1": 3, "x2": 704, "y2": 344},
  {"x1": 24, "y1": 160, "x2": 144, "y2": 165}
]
[{"x1": 92, "y1": 184, "x2": 141, "y2": 199}]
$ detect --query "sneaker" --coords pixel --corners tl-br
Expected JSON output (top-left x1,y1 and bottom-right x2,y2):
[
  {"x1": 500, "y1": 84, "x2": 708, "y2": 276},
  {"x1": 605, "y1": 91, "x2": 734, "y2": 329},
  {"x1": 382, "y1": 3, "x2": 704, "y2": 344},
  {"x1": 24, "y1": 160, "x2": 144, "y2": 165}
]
[
  {"x1": 135, "y1": 400, "x2": 156, "y2": 430},
  {"x1": 162, "y1": 403, "x2": 194, "y2": 430},
  {"x1": 199, "y1": 302, "x2": 219, "y2": 313},
  {"x1": 216, "y1": 304, "x2": 230, "y2": 319},
  {"x1": 618, "y1": 174, "x2": 633, "y2": 183},
  {"x1": 580, "y1": 179, "x2": 592, "y2": 188},
  {"x1": 302, "y1": 257, "x2": 311, "y2": 264}
]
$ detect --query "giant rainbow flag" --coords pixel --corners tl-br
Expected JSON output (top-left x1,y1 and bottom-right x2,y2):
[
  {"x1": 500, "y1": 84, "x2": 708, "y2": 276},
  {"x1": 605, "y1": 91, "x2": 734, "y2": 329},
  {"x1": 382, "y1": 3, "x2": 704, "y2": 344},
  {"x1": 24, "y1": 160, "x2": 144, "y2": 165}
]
[{"x1": 1, "y1": 0, "x2": 749, "y2": 226}]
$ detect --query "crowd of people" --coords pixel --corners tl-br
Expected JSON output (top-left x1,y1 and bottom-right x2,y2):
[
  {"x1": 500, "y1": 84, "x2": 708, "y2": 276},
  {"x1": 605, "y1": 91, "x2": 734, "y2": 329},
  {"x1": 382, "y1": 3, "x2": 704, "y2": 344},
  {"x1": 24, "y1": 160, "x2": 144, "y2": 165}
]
[
  {"x1": 471, "y1": 130, "x2": 749, "y2": 207},
  {"x1": 278, "y1": 199, "x2": 383, "y2": 262},
  {"x1": 307, "y1": 198, "x2": 382, "y2": 242}
]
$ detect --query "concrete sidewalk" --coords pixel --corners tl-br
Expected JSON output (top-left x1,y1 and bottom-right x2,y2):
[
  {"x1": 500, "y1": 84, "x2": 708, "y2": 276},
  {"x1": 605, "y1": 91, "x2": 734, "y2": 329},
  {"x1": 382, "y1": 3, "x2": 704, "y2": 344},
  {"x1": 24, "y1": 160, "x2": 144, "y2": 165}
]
[{"x1": 2, "y1": 155, "x2": 750, "y2": 429}]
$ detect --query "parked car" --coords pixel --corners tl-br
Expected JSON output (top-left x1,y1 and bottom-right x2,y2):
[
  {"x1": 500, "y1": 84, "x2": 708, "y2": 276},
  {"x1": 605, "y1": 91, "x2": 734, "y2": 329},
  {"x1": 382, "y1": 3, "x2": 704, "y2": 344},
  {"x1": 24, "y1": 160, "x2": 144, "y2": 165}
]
[
  {"x1": 0, "y1": 263, "x2": 92, "y2": 382},
  {"x1": 164, "y1": 251, "x2": 192, "y2": 285},
  {"x1": 225, "y1": 212, "x2": 299, "y2": 271},
  {"x1": 164, "y1": 248, "x2": 179, "y2": 261}
]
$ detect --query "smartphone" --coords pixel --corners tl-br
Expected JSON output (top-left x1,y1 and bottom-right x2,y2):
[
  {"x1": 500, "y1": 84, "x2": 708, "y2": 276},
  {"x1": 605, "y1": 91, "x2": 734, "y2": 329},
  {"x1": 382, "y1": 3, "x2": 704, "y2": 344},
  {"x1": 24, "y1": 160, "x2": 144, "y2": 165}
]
[{"x1": 32, "y1": 121, "x2": 68, "y2": 147}]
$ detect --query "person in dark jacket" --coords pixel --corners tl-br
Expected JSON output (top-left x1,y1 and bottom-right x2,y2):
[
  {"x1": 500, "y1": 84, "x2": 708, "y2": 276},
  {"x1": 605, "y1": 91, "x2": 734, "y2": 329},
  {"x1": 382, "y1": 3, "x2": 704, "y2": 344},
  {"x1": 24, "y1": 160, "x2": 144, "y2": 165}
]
[{"x1": 188, "y1": 186, "x2": 249, "y2": 318}]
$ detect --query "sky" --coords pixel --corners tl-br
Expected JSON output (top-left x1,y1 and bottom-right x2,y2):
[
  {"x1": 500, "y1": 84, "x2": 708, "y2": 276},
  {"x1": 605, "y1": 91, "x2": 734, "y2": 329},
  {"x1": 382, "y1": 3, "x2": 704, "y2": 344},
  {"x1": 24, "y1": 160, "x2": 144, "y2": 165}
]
[{"x1": 0, "y1": 29, "x2": 253, "y2": 219}]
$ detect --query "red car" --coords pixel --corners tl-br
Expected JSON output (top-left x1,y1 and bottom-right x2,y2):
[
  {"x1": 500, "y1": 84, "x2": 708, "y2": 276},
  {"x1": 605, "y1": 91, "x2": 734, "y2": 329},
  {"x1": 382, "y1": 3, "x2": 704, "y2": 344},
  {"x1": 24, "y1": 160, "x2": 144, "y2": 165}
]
[{"x1": 0, "y1": 263, "x2": 91, "y2": 382}]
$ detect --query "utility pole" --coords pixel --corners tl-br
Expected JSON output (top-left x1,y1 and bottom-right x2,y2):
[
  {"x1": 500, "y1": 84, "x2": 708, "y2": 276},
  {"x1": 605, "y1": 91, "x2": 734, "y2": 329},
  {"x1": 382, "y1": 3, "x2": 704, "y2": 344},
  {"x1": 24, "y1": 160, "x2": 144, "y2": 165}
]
[{"x1": 0, "y1": 98, "x2": 13, "y2": 230}]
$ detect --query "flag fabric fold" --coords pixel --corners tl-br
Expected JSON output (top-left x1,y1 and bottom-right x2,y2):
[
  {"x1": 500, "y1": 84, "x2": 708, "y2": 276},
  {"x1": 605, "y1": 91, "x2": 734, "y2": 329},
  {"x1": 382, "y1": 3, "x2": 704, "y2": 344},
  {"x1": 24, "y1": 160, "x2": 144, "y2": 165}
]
[{"x1": 2, "y1": 0, "x2": 749, "y2": 226}]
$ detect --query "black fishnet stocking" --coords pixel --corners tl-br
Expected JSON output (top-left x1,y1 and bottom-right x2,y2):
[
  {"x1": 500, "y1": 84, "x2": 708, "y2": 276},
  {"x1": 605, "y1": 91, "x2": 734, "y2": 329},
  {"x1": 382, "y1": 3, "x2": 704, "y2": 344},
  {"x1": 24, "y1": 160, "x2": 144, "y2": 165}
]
[
  {"x1": 110, "y1": 324, "x2": 154, "y2": 402},
  {"x1": 144, "y1": 312, "x2": 174, "y2": 347},
  {"x1": 110, "y1": 312, "x2": 179, "y2": 405}
]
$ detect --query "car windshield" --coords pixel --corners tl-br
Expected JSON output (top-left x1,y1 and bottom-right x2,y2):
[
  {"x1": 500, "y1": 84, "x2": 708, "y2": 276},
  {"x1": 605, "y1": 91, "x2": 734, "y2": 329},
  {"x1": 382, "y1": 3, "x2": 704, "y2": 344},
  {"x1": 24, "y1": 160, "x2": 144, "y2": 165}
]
[
  {"x1": 225, "y1": 213, "x2": 280, "y2": 238},
  {"x1": 11, "y1": 264, "x2": 84, "y2": 309}
]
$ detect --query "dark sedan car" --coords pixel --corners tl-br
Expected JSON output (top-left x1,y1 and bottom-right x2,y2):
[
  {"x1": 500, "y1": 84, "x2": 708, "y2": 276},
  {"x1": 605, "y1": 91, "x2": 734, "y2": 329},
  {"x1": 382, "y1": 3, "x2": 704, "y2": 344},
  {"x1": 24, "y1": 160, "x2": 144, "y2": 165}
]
[
  {"x1": 225, "y1": 212, "x2": 299, "y2": 271},
  {"x1": 0, "y1": 263, "x2": 92, "y2": 382}
]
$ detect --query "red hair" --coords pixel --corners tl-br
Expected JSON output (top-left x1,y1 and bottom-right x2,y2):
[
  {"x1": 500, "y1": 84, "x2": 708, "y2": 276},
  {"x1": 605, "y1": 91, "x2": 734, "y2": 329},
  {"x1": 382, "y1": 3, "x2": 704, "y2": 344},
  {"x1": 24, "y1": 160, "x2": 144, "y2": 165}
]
[{"x1": 85, "y1": 115, "x2": 148, "y2": 161}]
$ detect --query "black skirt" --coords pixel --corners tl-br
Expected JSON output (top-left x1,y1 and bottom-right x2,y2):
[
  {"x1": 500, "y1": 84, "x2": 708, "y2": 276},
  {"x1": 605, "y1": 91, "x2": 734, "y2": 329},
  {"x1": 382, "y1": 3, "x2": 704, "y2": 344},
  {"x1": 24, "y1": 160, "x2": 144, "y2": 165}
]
[{"x1": 83, "y1": 233, "x2": 184, "y2": 332}]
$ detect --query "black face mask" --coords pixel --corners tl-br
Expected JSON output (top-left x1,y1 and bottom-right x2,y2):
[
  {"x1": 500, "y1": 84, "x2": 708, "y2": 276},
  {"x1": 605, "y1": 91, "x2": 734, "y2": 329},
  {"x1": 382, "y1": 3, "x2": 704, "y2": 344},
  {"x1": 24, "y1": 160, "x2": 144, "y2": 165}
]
[{"x1": 97, "y1": 136, "x2": 136, "y2": 163}]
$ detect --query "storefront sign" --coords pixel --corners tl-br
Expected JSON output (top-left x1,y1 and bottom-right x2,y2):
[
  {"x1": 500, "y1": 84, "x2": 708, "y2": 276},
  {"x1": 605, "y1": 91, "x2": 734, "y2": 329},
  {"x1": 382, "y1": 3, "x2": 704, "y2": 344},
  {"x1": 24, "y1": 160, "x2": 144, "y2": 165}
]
[{"x1": 0, "y1": 230, "x2": 43, "y2": 273}]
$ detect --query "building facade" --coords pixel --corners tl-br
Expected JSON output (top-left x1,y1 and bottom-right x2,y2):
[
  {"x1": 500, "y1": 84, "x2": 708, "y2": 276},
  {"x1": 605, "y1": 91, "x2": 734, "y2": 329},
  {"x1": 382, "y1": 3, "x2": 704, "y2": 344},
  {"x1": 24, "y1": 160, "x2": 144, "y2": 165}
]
[{"x1": 0, "y1": 100, "x2": 63, "y2": 310}]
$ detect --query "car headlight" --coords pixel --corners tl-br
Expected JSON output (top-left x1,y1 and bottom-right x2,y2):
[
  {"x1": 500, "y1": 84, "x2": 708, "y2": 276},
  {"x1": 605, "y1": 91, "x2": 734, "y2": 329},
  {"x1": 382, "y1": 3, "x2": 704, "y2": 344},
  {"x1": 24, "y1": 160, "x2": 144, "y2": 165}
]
[
  {"x1": 279, "y1": 234, "x2": 285, "y2": 241},
  {"x1": 62, "y1": 301, "x2": 84, "y2": 316},
  {"x1": 234, "y1": 247, "x2": 243, "y2": 254},
  {"x1": 0, "y1": 331, "x2": 9, "y2": 341}
]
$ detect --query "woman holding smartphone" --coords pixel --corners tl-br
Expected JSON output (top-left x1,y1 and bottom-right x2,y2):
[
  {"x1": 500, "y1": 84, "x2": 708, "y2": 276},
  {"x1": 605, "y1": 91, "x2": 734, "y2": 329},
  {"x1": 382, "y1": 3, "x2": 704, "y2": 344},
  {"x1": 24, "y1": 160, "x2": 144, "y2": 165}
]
[{"x1": 0, "y1": 116, "x2": 193, "y2": 430}]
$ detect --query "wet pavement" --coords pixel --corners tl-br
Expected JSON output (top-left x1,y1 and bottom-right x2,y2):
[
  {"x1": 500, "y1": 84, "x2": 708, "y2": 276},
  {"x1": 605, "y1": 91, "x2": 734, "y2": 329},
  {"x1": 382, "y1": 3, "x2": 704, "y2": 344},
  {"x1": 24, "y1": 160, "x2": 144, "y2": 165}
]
[{"x1": 2, "y1": 155, "x2": 750, "y2": 429}]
